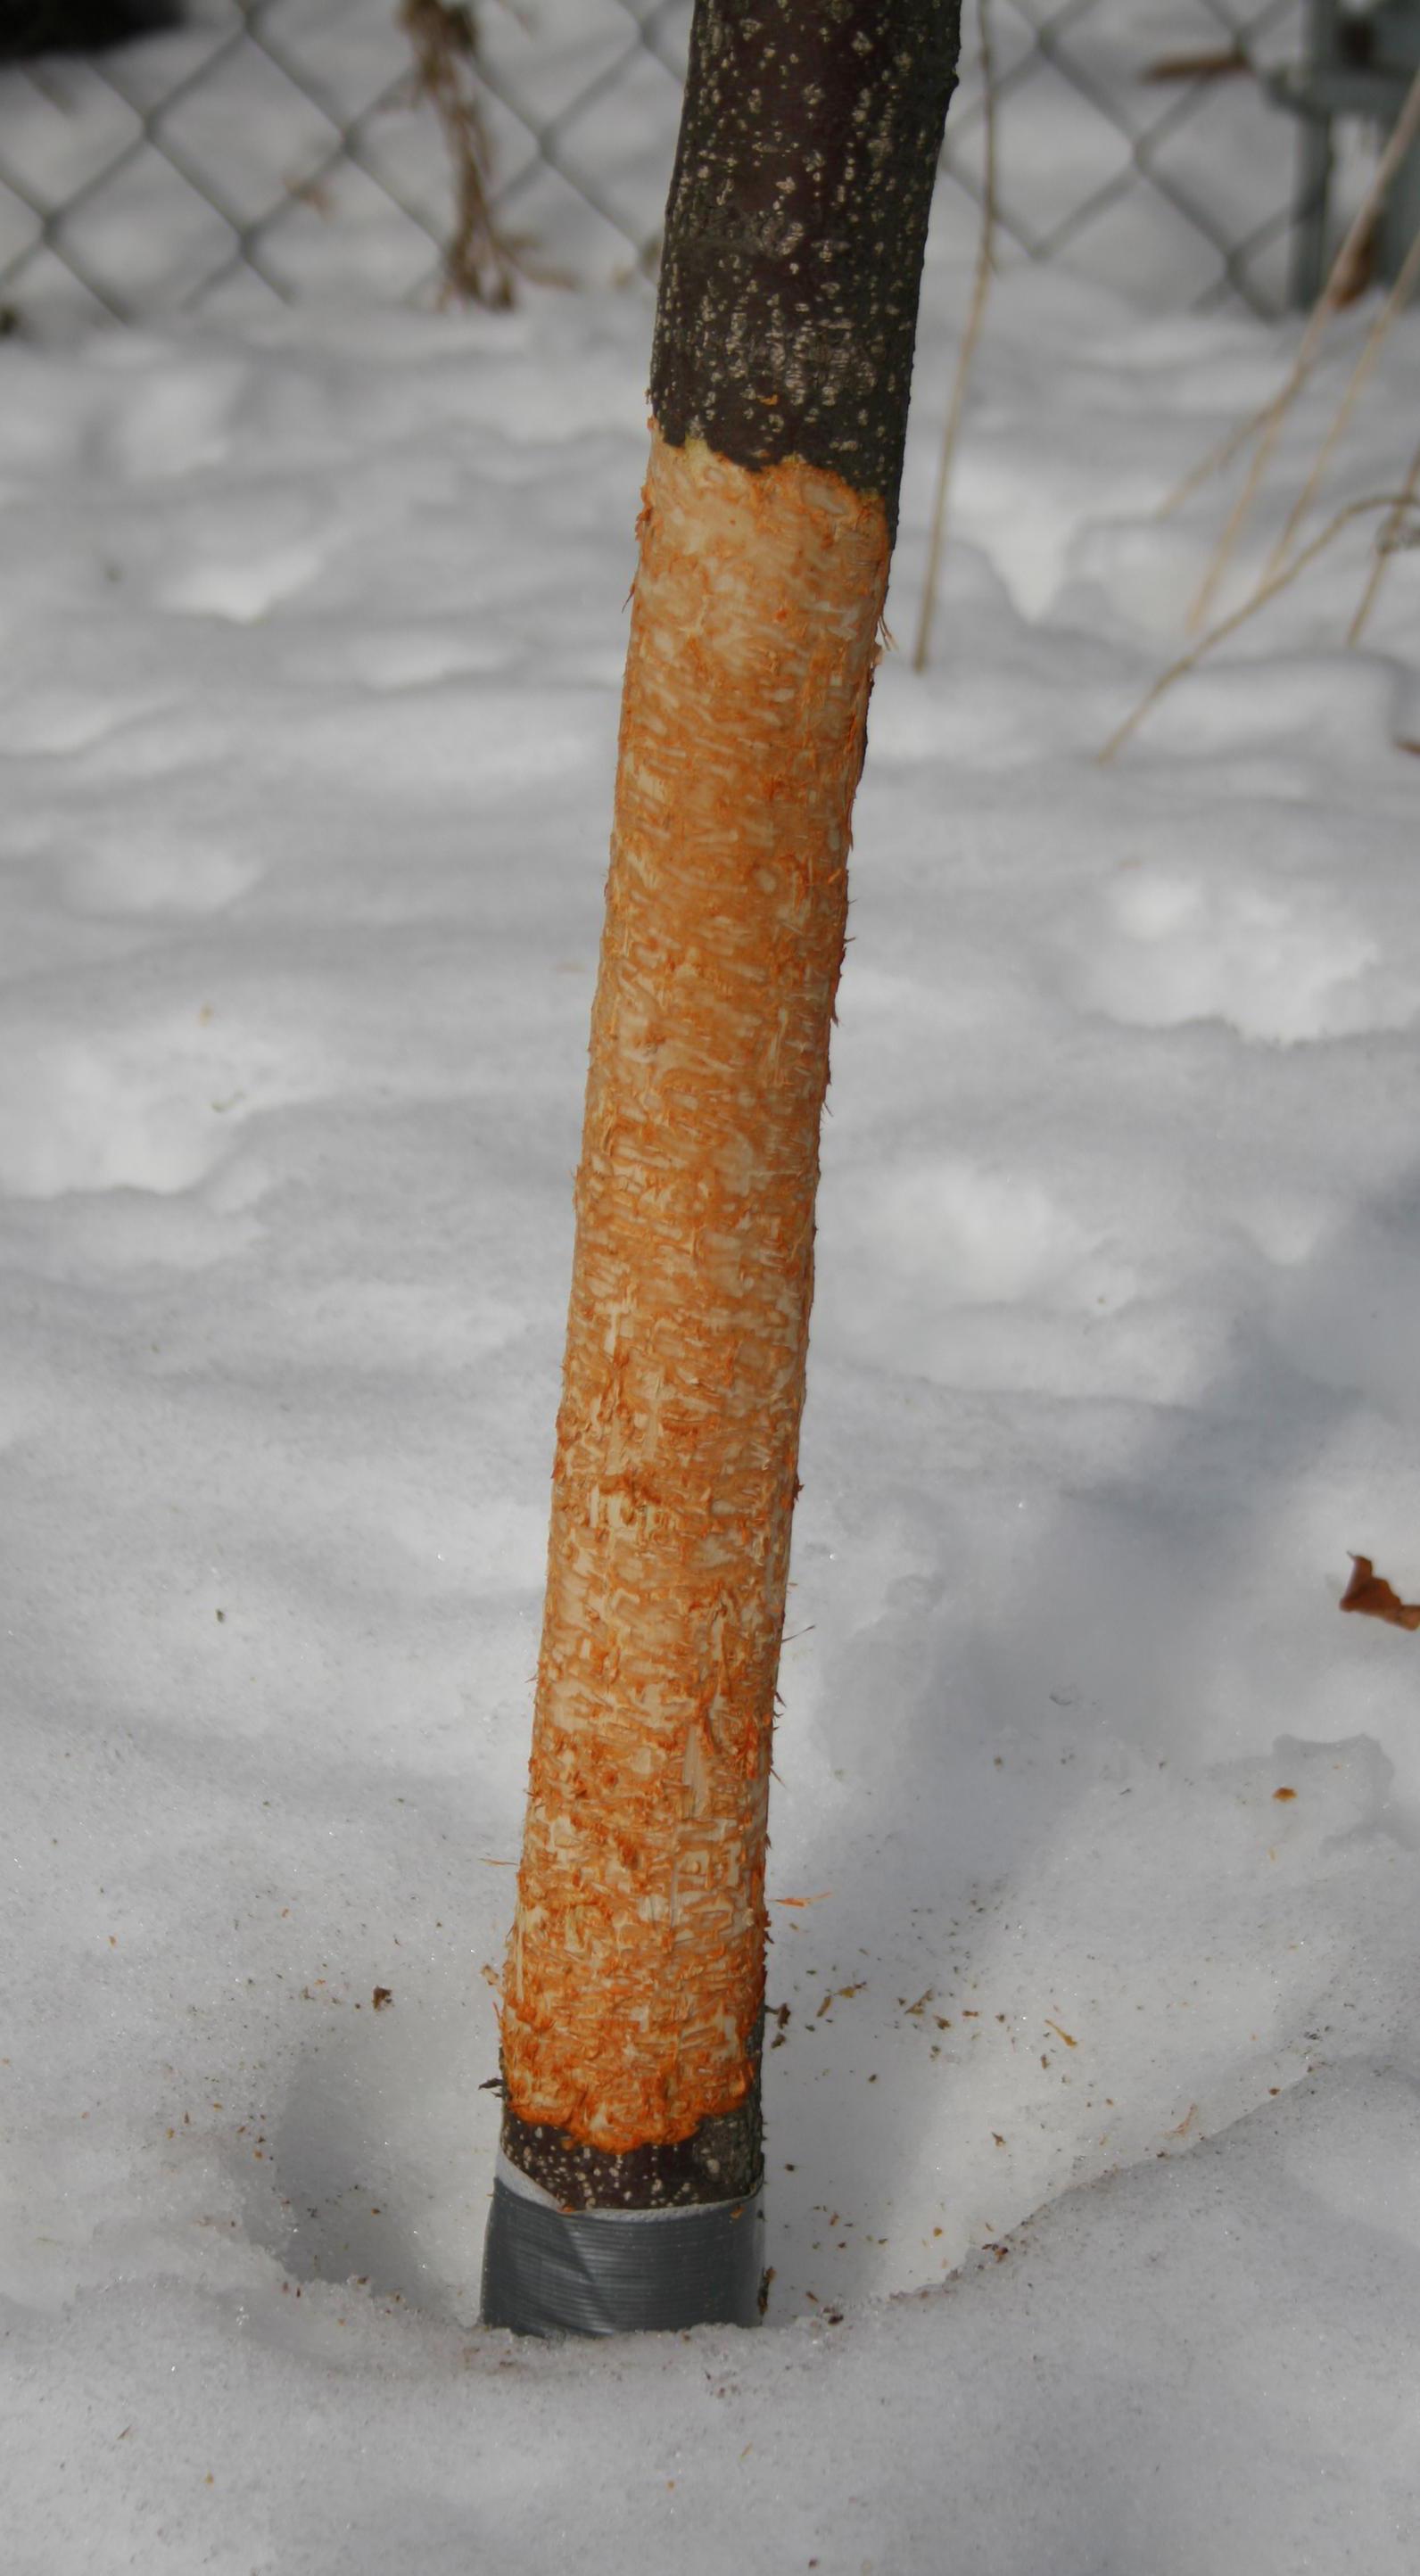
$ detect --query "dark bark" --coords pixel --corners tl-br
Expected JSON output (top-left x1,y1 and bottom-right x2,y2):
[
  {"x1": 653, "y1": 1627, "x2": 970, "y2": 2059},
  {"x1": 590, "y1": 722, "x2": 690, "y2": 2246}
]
[
  {"x1": 651, "y1": 0, "x2": 962, "y2": 533},
  {"x1": 502, "y1": 2067, "x2": 763, "y2": 2213}
]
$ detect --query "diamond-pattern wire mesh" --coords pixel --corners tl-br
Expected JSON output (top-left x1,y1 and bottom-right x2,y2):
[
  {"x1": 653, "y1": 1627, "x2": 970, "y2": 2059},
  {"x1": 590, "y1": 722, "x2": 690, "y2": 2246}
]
[{"x1": 0, "y1": 0, "x2": 1322, "y2": 332}]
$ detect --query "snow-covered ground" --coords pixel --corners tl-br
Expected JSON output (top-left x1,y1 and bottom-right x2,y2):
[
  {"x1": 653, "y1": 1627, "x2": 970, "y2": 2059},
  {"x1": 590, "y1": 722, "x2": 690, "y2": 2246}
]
[{"x1": 4, "y1": 193, "x2": 1420, "y2": 2570}]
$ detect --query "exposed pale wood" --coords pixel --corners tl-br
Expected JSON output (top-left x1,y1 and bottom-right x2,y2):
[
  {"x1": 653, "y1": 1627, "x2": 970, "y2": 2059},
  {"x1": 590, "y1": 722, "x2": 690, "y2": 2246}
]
[{"x1": 502, "y1": 432, "x2": 890, "y2": 2156}]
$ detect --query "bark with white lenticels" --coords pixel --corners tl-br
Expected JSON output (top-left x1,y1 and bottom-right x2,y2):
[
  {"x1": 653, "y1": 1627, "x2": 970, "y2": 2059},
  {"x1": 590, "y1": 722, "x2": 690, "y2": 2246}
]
[{"x1": 653, "y1": 0, "x2": 961, "y2": 530}]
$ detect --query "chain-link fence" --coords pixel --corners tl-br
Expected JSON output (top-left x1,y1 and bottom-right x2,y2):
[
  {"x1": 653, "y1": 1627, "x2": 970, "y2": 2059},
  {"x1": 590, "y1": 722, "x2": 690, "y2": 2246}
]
[{"x1": 0, "y1": 0, "x2": 1358, "y2": 330}]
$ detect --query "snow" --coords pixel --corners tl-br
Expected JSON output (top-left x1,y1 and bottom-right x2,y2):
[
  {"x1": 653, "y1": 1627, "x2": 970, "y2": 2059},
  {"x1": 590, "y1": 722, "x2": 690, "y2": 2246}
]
[{"x1": 4, "y1": 183, "x2": 1420, "y2": 2574}]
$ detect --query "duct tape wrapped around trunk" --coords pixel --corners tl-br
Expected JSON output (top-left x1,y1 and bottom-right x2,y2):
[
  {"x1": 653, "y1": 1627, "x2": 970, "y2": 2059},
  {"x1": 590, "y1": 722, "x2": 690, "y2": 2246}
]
[{"x1": 481, "y1": 2157, "x2": 764, "y2": 2338}]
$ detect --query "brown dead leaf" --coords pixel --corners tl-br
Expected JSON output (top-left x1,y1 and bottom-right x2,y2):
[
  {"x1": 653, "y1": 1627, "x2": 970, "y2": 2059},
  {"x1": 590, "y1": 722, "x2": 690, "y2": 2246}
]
[
  {"x1": 1340, "y1": 1554, "x2": 1420, "y2": 1630},
  {"x1": 372, "y1": 1986, "x2": 392, "y2": 2011}
]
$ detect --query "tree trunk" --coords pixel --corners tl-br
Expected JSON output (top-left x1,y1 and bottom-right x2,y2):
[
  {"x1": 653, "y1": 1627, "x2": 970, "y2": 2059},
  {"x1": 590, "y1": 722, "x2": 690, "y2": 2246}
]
[{"x1": 483, "y1": 0, "x2": 961, "y2": 2339}]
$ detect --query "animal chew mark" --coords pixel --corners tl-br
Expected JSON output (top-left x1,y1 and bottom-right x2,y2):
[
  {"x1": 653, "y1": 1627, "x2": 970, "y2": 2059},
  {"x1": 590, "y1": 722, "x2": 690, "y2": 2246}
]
[{"x1": 501, "y1": 432, "x2": 890, "y2": 2154}]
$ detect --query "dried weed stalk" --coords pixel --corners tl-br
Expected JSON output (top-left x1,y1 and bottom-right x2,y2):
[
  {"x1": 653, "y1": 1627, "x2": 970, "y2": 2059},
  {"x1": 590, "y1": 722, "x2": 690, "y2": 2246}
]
[
  {"x1": 400, "y1": 0, "x2": 516, "y2": 310},
  {"x1": 1264, "y1": 221, "x2": 1420, "y2": 582},
  {"x1": 1184, "y1": 61, "x2": 1420, "y2": 636},
  {"x1": 1159, "y1": 394, "x2": 1304, "y2": 526},
  {"x1": 1349, "y1": 429, "x2": 1420, "y2": 645},
  {"x1": 1098, "y1": 491, "x2": 1416, "y2": 764}
]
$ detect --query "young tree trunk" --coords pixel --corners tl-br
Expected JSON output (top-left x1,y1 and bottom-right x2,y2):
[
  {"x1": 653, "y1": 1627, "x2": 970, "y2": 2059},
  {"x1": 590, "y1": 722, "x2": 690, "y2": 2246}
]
[{"x1": 483, "y1": 0, "x2": 961, "y2": 2339}]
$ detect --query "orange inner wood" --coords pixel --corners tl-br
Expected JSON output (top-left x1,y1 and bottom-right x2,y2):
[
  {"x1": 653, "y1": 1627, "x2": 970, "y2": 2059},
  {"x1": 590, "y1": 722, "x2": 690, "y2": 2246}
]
[{"x1": 502, "y1": 429, "x2": 890, "y2": 2154}]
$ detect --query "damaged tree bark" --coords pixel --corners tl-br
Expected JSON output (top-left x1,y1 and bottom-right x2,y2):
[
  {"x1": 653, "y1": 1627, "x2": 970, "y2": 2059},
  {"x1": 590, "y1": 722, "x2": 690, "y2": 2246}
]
[{"x1": 483, "y1": 0, "x2": 961, "y2": 2338}]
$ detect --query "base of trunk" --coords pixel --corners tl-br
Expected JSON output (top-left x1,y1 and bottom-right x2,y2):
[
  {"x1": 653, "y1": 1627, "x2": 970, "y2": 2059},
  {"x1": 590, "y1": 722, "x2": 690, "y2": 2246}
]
[
  {"x1": 481, "y1": 2159, "x2": 764, "y2": 2337},
  {"x1": 499, "y1": 2068, "x2": 763, "y2": 2211}
]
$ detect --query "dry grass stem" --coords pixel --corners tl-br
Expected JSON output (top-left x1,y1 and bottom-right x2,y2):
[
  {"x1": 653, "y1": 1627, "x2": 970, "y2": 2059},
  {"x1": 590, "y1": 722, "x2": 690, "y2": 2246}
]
[
  {"x1": 1348, "y1": 431, "x2": 1420, "y2": 645},
  {"x1": 912, "y1": 0, "x2": 997, "y2": 673},
  {"x1": 1159, "y1": 396, "x2": 1303, "y2": 524},
  {"x1": 1098, "y1": 493, "x2": 1410, "y2": 765},
  {"x1": 400, "y1": 0, "x2": 516, "y2": 310},
  {"x1": 1264, "y1": 222, "x2": 1420, "y2": 581},
  {"x1": 1141, "y1": 43, "x2": 1251, "y2": 82},
  {"x1": 1184, "y1": 62, "x2": 1420, "y2": 637}
]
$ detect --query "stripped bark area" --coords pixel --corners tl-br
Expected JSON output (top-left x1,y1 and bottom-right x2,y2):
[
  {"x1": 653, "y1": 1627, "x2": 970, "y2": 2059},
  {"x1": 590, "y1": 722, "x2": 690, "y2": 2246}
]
[
  {"x1": 501, "y1": 433, "x2": 890, "y2": 2193},
  {"x1": 489, "y1": 4, "x2": 959, "y2": 2293}
]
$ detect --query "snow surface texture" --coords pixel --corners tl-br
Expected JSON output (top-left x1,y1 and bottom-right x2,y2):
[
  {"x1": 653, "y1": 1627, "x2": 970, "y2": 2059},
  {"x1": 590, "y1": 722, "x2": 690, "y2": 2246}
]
[{"x1": 4, "y1": 228, "x2": 1420, "y2": 2572}]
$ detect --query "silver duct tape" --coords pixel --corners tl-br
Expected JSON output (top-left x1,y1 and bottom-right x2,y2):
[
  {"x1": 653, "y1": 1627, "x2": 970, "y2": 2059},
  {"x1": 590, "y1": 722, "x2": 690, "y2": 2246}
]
[{"x1": 481, "y1": 2172, "x2": 764, "y2": 2337}]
